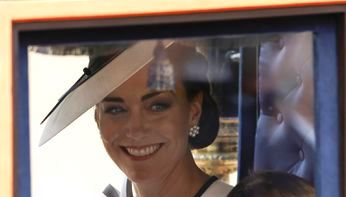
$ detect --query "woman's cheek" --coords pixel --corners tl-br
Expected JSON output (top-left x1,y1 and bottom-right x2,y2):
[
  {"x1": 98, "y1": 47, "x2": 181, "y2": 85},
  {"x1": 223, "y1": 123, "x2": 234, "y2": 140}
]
[{"x1": 99, "y1": 119, "x2": 121, "y2": 144}]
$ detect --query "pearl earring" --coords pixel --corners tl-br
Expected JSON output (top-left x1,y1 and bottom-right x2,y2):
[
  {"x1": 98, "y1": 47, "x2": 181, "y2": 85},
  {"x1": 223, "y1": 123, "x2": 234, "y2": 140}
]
[{"x1": 189, "y1": 125, "x2": 200, "y2": 138}]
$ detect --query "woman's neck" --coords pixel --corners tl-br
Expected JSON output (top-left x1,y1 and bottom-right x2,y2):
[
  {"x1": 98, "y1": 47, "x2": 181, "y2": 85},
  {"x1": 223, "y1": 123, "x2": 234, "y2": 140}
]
[{"x1": 132, "y1": 151, "x2": 209, "y2": 197}]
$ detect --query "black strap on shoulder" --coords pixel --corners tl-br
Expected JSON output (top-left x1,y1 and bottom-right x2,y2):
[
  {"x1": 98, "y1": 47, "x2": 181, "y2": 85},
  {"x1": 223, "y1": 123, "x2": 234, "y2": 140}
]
[{"x1": 194, "y1": 176, "x2": 218, "y2": 197}]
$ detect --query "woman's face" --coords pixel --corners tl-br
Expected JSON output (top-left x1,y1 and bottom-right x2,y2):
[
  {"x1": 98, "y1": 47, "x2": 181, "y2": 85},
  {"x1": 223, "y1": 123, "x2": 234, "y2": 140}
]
[{"x1": 95, "y1": 63, "x2": 202, "y2": 182}]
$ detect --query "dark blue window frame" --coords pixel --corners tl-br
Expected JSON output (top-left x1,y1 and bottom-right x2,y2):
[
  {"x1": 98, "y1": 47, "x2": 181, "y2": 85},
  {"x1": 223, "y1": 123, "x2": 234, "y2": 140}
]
[{"x1": 14, "y1": 13, "x2": 344, "y2": 197}]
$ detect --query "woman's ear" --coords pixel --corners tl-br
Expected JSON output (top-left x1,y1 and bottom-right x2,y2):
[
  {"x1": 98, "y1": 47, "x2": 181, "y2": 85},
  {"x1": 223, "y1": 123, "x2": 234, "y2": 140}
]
[
  {"x1": 94, "y1": 105, "x2": 101, "y2": 129},
  {"x1": 189, "y1": 92, "x2": 203, "y2": 126}
]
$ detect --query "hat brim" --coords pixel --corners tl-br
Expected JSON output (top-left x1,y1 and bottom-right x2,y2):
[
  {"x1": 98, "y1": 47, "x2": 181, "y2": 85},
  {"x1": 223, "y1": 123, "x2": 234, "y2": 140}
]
[{"x1": 39, "y1": 40, "x2": 174, "y2": 146}]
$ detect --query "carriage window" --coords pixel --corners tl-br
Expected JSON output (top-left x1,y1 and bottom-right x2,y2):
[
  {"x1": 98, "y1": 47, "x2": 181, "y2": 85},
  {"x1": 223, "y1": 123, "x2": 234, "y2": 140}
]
[{"x1": 28, "y1": 32, "x2": 314, "y2": 196}]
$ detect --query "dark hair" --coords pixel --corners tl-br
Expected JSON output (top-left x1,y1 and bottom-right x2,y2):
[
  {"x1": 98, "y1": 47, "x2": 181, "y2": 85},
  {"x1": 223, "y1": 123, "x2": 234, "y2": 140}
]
[
  {"x1": 90, "y1": 41, "x2": 219, "y2": 149},
  {"x1": 229, "y1": 171, "x2": 315, "y2": 197},
  {"x1": 165, "y1": 43, "x2": 219, "y2": 149}
]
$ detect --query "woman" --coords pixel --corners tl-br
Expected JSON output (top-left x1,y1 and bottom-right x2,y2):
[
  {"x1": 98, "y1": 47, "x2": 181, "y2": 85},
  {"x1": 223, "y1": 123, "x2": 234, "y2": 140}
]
[{"x1": 41, "y1": 40, "x2": 233, "y2": 196}]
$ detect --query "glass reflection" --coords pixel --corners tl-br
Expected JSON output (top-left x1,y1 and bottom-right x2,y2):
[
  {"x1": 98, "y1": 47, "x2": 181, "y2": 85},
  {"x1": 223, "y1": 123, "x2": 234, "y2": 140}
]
[{"x1": 28, "y1": 32, "x2": 314, "y2": 196}]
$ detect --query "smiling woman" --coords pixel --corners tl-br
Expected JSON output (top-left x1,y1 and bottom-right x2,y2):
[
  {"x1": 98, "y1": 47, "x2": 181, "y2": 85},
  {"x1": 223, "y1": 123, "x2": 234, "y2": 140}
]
[
  {"x1": 93, "y1": 42, "x2": 232, "y2": 196},
  {"x1": 39, "y1": 40, "x2": 233, "y2": 197}
]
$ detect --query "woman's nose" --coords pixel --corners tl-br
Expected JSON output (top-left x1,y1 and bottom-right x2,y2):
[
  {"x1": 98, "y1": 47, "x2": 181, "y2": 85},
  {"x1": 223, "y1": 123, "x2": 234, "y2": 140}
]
[{"x1": 125, "y1": 108, "x2": 147, "y2": 139}]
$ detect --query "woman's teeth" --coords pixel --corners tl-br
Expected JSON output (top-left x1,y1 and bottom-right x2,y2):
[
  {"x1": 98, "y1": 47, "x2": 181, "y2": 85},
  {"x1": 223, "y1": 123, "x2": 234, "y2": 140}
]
[{"x1": 126, "y1": 144, "x2": 160, "y2": 157}]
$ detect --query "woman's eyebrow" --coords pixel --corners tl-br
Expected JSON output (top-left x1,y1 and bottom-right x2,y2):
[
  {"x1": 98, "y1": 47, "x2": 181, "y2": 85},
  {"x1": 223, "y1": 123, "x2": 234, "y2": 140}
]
[
  {"x1": 141, "y1": 91, "x2": 174, "y2": 101},
  {"x1": 102, "y1": 97, "x2": 124, "y2": 103},
  {"x1": 101, "y1": 91, "x2": 174, "y2": 102}
]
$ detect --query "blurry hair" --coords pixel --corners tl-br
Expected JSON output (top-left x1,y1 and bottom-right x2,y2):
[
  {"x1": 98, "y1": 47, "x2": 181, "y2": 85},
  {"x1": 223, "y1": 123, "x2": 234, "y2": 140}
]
[{"x1": 229, "y1": 171, "x2": 315, "y2": 197}]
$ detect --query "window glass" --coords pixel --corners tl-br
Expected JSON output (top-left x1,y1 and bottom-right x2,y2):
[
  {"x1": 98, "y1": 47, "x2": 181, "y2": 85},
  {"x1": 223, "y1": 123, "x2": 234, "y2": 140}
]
[{"x1": 28, "y1": 32, "x2": 314, "y2": 196}]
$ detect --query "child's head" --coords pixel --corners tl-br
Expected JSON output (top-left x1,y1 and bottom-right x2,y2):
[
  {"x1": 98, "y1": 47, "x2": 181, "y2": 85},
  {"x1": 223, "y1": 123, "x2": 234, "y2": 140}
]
[{"x1": 229, "y1": 171, "x2": 315, "y2": 197}]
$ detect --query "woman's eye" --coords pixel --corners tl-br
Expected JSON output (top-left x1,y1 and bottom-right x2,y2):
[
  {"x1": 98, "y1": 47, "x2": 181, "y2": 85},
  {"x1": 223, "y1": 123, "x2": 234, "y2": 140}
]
[
  {"x1": 150, "y1": 102, "x2": 171, "y2": 112},
  {"x1": 104, "y1": 106, "x2": 126, "y2": 115}
]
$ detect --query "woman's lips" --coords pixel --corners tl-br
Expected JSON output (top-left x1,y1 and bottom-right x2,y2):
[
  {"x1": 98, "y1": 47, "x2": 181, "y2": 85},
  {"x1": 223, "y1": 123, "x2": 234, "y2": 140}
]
[{"x1": 121, "y1": 143, "x2": 162, "y2": 159}]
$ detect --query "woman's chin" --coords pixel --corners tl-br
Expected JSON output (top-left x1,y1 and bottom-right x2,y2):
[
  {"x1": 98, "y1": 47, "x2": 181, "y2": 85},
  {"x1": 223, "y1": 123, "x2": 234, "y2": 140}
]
[
  {"x1": 119, "y1": 158, "x2": 163, "y2": 182},
  {"x1": 126, "y1": 171, "x2": 158, "y2": 183}
]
